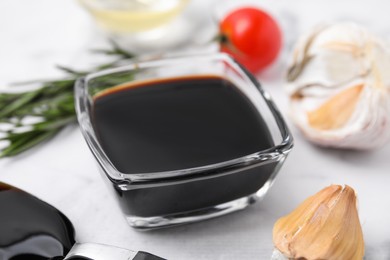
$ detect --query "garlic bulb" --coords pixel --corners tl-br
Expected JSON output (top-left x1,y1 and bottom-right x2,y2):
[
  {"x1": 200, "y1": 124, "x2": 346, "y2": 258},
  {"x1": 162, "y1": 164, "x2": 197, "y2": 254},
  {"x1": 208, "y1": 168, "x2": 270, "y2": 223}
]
[
  {"x1": 286, "y1": 23, "x2": 390, "y2": 149},
  {"x1": 272, "y1": 185, "x2": 364, "y2": 260}
]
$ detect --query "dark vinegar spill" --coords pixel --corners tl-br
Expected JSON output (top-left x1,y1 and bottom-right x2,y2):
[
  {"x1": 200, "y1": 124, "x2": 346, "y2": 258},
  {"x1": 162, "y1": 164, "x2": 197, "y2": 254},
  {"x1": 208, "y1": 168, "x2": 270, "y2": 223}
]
[
  {"x1": 93, "y1": 75, "x2": 274, "y2": 173},
  {"x1": 0, "y1": 182, "x2": 75, "y2": 260}
]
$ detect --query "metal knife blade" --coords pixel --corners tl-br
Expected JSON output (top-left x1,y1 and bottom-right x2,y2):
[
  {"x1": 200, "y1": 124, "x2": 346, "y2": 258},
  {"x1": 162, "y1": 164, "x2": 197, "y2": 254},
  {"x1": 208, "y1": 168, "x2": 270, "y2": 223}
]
[{"x1": 63, "y1": 243, "x2": 166, "y2": 260}]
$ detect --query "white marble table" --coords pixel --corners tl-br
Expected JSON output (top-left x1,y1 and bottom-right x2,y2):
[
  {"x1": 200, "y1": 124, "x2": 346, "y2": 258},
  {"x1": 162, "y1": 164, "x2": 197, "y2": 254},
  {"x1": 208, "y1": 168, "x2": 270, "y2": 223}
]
[{"x1": 1, "y1": 0, "x2": 390, "y2": 259}]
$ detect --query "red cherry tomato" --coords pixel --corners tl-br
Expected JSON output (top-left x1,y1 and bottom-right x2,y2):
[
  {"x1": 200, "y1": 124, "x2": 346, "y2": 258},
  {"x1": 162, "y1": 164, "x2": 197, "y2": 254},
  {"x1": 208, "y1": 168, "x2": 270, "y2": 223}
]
[{"x1": 219, "y1": 7, "x2": 282, "y2": 74}]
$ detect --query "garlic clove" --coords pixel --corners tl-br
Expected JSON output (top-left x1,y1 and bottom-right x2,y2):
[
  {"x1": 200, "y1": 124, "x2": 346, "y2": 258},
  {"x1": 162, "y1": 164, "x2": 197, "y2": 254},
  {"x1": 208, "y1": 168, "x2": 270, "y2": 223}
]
[
  {"x1": 307, "y1": 84, "x2": 364, "y2": 130},
  {"x1": 272, "y1": 185, "x2": 364, "y2": 260},
  {"x1": 286, "y1": 23, "x2": 390, "y2": 149}
]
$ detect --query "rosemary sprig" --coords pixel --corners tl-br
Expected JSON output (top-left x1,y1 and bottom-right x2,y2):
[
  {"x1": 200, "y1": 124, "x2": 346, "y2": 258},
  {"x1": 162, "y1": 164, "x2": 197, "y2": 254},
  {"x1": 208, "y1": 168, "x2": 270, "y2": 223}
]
[{"x1": 0, "y1": 44, "x2": 135, "y2": 158}]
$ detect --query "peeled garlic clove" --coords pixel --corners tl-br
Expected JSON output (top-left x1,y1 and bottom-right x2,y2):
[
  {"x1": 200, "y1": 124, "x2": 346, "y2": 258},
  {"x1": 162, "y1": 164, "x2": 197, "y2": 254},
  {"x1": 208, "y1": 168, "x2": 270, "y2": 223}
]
[
  {"x1": 286, "y1": 23, "x2": 390, "y2": 149},
  {"x1": 272, "y1": 185, "x2": 364, "y2": 260}
]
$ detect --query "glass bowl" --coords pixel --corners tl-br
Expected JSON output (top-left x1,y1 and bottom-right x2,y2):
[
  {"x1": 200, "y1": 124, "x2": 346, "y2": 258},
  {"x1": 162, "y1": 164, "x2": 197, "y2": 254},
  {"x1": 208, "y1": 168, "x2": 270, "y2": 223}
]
[{"x1": 75, "y1": 53, "x2": 293, "y2": 229}]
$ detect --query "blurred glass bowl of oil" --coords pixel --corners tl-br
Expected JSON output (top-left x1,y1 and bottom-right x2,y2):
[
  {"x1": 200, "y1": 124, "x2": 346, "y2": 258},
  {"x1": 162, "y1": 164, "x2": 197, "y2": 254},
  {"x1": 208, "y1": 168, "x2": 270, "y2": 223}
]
[{"x1": 79, "y1": 0, "x2": 190, "y2": 53}]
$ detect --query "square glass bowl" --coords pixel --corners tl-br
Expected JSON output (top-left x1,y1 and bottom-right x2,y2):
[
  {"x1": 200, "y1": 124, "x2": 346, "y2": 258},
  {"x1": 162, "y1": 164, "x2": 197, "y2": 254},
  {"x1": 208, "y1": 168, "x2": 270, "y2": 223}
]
[{"x1": 75, "y1": 53, "x2": 293, "y2": 229}]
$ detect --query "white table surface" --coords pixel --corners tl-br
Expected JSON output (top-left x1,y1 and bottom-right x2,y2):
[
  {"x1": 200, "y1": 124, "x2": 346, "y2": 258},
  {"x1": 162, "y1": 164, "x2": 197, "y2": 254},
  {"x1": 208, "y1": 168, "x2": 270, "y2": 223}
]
[{"x1": 1, "y1": 0, "x2": 390, "y2": 259}]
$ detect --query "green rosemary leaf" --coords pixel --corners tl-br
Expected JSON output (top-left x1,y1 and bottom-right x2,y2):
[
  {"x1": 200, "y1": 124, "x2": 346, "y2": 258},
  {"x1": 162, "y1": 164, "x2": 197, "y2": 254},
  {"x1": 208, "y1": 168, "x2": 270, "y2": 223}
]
[
  {"x1": 33, "y1": 116, "x2": 76, "y2": 131},
  {"x1": 56, "y1": 65, "x2": 88, "y2": 77},
  {"x1": 7, "y1": 92, "x2": 72, "y2": 118},
  {"x1": 0, "y1": 92, "x2": 22, "y2": 101},
  {"x1": 2, "y1": 130, "x2": 37, "y2": 143},
  {"x1": 92, "y1": 40, "x2": 134, "y2": 59},
  {"x1": 0, "y1": 89, "x2": 43, "y2": 118},
  {"x1": 0, "y1": 129, "x2": 59, "y2": 158}
]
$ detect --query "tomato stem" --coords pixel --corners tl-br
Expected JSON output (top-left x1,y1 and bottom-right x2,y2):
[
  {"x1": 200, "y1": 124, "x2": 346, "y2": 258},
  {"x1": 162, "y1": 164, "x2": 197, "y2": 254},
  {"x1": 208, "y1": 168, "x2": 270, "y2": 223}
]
[{"x1": 212, "y1": 34, "x2": 228, "y2": 44}]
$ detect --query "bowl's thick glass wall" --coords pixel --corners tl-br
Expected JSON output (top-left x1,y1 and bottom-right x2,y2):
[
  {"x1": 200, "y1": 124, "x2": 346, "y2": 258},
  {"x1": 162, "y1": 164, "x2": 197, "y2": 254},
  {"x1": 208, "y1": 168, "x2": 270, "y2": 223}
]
[{"x1": 75, "y1": 54, "x2": 293, "y2": 229}]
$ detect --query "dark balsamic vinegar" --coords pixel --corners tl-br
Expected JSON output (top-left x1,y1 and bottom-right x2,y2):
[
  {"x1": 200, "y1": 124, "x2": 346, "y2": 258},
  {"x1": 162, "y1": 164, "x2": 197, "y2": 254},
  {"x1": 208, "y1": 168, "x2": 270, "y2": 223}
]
[
  {"x1": 0, "y1": 183, "x2": 75, "y2": 260},
  {"x1": 93, "y1": 75, "x2": 273, "y2": 173},
  {"x1": 92, "y1": 75, "x2": 276, "y2": 217}
]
